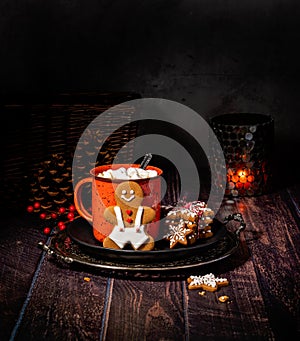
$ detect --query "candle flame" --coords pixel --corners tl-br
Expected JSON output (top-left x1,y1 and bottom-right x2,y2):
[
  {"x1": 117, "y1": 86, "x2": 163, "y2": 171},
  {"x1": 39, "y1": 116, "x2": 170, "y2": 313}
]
[{"x1": 238, "y1": 170, "x2": 244, "y2": 177}]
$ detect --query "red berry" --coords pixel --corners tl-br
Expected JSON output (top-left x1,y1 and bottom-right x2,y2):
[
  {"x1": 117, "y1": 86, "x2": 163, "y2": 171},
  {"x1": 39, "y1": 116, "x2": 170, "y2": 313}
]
[
  {"x1": 69, "y1": 204, "x2": 76, "y2": 212},
  {"x1": 67, "y1": 212, "x2": 74, "y2": 221},
  {"x1": 58, "y1": 224, "x2": 66, "y2": 231},
  {"x1": 33, "y1": 202, "x2": 41, "y2": 209},
  {"x1": 43, "y1": 227, "x2": 51, "y2": 235},
  {"x1": 27, "y1": 205, "x2": 34, "y2": 213},
  {"x1": 40, "y1": 212, "x2": 47, "y2": 220},
  {"x1": 51, "y1": 213, "x2": 58, "y2": 219},
  {"x1": 58, "y1": 207, "x2": 66, "y2": 214}
]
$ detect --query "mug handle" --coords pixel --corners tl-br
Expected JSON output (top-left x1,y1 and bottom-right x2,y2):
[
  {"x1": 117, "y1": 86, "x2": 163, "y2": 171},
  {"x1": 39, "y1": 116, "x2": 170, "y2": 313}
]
[{"x1": 74, "y1": 177, "x2": 93, "y2": 223}]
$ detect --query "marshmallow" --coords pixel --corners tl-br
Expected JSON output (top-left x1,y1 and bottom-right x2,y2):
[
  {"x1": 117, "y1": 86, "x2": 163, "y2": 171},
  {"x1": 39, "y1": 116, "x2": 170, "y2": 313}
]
[{"x1": 96, "y1": 167, "x2": 158, "y2": 180}]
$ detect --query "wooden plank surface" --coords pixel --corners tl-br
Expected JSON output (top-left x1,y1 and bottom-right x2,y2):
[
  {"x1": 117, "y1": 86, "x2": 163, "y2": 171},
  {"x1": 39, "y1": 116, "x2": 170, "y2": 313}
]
[
  {"x1": 0, "y1": 216, "x2": 45, "y2": 341},
  {"x1": 242, "y1": 192, "x2": 300, "y2": 339},
  {"x1": 217, "y1": 191, "x2": 300, "y2": 339},
  {"x1": 13, "y1": 261, "x2": 109, "y2": 341},
  {"x1": 185, "y1": 199, "x2": 274, "y2": 340},
  {"x1": 1, "y1": 186, "x2": 300, "y2": 340},
  {"x1": 104, "y1": 279, "x2": 186, "y2": 341},
  {"x1": 287, "y1": 184, "x2": 300, "y2": 220}
]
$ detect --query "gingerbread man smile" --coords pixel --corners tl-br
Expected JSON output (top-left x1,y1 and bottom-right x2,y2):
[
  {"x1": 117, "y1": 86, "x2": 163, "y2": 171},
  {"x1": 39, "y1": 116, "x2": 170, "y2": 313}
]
[{"x1": 121, "y1": 189, "x2": 135, "y2": 202}]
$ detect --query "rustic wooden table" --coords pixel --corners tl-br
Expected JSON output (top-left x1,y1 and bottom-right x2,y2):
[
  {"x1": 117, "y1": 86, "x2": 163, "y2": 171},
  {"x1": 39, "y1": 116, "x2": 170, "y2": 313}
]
[{"x1": 1, "y1": 184, "x2": 299, "y2": 341}]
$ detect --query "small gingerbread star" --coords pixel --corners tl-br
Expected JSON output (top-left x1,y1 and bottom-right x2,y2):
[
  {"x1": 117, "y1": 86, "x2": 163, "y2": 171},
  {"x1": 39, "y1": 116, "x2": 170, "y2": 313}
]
[
  {"x1": 164, "y1": 222, "x2": 194, "y2": 248},
  {"x1": 187, "y1": 273, "x2": 229, "y2": 292}
]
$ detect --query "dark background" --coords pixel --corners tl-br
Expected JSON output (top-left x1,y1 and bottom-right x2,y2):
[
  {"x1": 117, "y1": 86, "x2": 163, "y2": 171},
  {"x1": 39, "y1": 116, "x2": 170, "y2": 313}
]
[{"x1": 1, "y1": 0, "x2": 300, "y2": 191}]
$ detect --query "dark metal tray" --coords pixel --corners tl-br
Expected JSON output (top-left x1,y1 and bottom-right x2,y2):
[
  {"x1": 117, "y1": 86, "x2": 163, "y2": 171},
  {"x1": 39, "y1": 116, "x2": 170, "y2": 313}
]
[{"x1": 38, "y1": 213, "x2": 245, "y2": 273}]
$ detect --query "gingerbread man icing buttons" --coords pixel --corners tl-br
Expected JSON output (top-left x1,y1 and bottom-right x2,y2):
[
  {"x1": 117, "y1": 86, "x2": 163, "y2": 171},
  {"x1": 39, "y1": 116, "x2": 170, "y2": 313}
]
[
  {"x1": 102, "y1": 181, "x2": 156, "y2": 250},
  {"x1": 187, "y1": 273, "x2": 229, "y2": 292}
]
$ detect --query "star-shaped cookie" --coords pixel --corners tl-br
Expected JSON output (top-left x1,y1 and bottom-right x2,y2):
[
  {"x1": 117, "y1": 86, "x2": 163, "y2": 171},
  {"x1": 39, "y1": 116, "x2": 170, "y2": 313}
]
[
  {"x1": 187, "y1": 273, "x2": 229, "y2": 292},
  {"x1": 164, "y1": 222, "x2": 194, "y2": 249}
]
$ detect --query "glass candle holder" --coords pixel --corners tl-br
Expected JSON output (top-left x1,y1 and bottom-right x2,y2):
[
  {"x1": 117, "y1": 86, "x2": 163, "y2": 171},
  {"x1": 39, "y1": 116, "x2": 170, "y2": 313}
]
[{"x1": 210, "y1": 113, "x2": 274, "y2": 197}]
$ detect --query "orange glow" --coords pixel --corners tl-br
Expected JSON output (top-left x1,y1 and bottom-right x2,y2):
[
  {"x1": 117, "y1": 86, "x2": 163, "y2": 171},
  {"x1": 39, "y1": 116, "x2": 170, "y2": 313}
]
[
  {"x1": 237, "y1": 169, "x2": 244, "y2": 177},
  {"x1": 227, "y1": 166, "x2": 256, "y2": 194},
  {"x1": 247, "y1": 175, "x2": 255, "y2": 182},
  {"x1": 231, "y1": 175, "x2": 239, "y2": 183},
  {"x1": 237, "y1": 202, "x2": 246, "y2": 213},
  {"x1": 239, "y1": 176, "x2": 247, "y2": 183}
]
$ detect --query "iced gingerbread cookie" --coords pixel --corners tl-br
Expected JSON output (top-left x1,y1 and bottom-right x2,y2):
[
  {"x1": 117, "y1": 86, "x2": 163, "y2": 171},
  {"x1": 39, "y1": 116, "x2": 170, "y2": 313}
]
[
  {"x1": 103, "y1": 181, "x2": 156, "y2": 250},
  {"x1": 185, "y1": 201, "x2": 215, "y2": 239},
  {"x1": 166, "y1": 208, "x2": 198, "y2": 223},
  {"x1": 164, "y1": 208, "x2": 199, "y2": 248},
  {"x1": 163, "y1": 221, "x2": 196, "y2": 249},
  {"x1": 187, "y1": 273, "x2": 229, "y2": 292}
]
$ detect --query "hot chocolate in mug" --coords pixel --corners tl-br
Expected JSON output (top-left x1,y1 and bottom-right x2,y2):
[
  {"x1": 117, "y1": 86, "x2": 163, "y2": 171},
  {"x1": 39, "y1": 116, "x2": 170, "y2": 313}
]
[{"x1": 74, "y1": 164, "x2": 163, "y2": 243}]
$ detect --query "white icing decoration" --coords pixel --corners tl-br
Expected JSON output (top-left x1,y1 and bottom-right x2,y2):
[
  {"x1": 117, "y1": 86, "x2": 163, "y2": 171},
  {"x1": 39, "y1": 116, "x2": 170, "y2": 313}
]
[
  {"x1": 121, "y1": 194, "x2": 135, "y2": 202},
  {"x1": 189, "y1": 273, "x2": 227, "y2": 288},
  {"x1": 165, "y1": 223, "x2": 193, "y2": 247}
]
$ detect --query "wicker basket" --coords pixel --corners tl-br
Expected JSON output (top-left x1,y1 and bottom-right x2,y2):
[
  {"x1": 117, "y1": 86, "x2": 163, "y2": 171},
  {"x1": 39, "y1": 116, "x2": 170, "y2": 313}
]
[{"x1": 0, "y1": 92, "x2": 140, "y2": 212}]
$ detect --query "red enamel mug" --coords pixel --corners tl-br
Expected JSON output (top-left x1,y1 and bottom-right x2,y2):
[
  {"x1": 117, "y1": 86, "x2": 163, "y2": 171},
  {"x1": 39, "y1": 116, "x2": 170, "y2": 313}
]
[{"x1": 74, "y1": 164, "x2": 163, "y2": 242}]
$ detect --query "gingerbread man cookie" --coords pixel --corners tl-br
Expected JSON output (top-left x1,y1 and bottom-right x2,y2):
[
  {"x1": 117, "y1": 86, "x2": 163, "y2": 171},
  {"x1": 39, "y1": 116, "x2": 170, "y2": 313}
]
[{"x1": 103, "y1": 181, "x2": 156, "y2": 250}]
